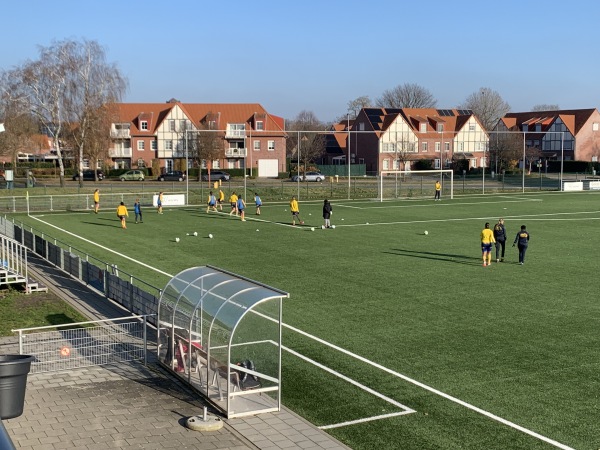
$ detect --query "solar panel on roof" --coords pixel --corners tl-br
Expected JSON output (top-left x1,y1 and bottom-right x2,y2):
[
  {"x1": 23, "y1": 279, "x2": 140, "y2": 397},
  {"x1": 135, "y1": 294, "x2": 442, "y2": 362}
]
[
  {"x1": 457, "y1": 109, "x2": 473, "y2": 116},
  {"x1": 436, "y1": 109, "x2": 454, "y2": 117}
]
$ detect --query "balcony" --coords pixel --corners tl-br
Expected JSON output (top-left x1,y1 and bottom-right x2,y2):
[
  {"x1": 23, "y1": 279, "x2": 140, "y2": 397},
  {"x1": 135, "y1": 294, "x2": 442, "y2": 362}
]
[
  {"x1": 225, "y1": 130, "x2": 246, "y2": 139},
  {"x1": 225, "y1": 148, "x2": 247, "y2": 158},
  {"x1": 110, "y1": 129, "x2": 130, "y2": 139},
  {"x1": 108, "y1": 148, "x2": 132, "y2": 158}
]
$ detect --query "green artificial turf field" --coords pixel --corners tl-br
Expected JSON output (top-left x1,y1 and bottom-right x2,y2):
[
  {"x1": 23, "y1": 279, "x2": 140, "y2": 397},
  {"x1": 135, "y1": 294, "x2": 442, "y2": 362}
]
[{"x1": 10, "y1": 191, "x2": 600, "y2": 450}]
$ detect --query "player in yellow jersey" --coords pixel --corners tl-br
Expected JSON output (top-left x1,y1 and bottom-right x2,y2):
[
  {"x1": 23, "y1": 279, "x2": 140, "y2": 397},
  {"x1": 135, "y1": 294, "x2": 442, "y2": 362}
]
[
  {"x1": 480, "y1": 222, "x2": 496, "y2": 267},
  {"x1": 290, "y1": 196, "x2": 304, "y2": 226},
  {"x1": 229, "y1": 192, "x2": 238, "y2": 216},
  {"x1": 116, "y1": 202, "x2": 128, "y2": 229},
  {"x1": 93, "y1": 189, "x2": 100, "y2": 213},
  {"x1": 218, "y1": 189, "x2": 225, "y2": 211}
]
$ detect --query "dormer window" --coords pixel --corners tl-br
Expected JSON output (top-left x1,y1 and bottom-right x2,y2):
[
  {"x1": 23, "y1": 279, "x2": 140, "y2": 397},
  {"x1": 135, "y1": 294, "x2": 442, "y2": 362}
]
[
  {"x1": 420, "y1": 123, "x2": 427, "y2": 133},
  {"x1": 256, "y1": 121, "x2": 264, "y2": 131},
  {"x1": 141, "y1": 121, "x2": 148, "y2": 131},
  {"x1": 437, "y1": 124, "x2": 444, "y2": 132}
]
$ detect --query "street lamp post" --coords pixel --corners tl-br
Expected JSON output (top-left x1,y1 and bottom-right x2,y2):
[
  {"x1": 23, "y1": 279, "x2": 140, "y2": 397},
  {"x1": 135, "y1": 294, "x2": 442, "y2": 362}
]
[
  {"x1": 522, "y1": 132, "x2": 526, "y2": 193},
  {"x1": 347, "y1": 114, "x2": 351, "y2": 200}
]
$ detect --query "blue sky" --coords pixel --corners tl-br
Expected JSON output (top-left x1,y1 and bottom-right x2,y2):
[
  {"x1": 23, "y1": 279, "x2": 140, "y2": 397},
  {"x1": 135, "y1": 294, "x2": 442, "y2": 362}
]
[{"x1": 1, "y1": 0, "x2": 599, "y2": 123}]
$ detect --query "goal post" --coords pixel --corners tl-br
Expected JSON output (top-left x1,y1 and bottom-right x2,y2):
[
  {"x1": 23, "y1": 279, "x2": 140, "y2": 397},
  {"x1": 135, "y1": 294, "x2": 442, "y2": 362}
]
[{"x1": 378, "y1": 169, "x2": 454, "y2": 201}]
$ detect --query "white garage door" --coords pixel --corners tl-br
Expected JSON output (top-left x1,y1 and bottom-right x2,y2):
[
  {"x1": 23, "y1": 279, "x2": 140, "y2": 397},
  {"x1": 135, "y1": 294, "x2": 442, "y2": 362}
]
[{"x1": 257, "y1": 159, "x2": 279, "y2": 177}]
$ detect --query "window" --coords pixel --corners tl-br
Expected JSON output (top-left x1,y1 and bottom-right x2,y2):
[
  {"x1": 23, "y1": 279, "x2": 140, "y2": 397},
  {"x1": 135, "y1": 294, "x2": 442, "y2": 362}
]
[
  {"x1": 422, "y1": 142, "x2": 428, "y2": 152},
  {"x1": 137, "y1": 141, "x2": 145, "y2": 151},
  {"x1": 165, "y1": 140, "x2": 173, "y2": 150},
  {"x1": 469, "y1": 124, "x2": 476, "y2": 131},
  {"x1": 256, "y1": 121, "x2": 264, "y2": 131},
  {"x1": 140, "y1": 121, "x2": 148, "y2": 130},
  {"x1": 359, "y1": 123, "x2": 365, "y2": 131},
  {"x1": 444, "y1": 142, "x2": 450, "y2": 151},
  {"x1": 420, "y1": 123, "x2": 427, "y2": 132},
  {"x1": 594, "y1": 123, "x2": 599, "y2": 131},
  {"x1": 169, "y1": 120, "x2": 176, "y2": 132},
  {"x1": 268, "y1": 140, "x2": 275, "y2": 151},
  {"x1": 383, "y1": 159, "x2": 389, "y2": 170},
  {"x1": 254, "y1": 141, "x2": 261, "y2": 151},
  {"x1": 435, "y1": 142, "x2": 441, "y2": 152},
  {"x1": 393, "y1": 159, "x2": 400, "y2": 170},
  {"x1": 227, "y1": 123, "x2": 245, "y2": 137},
  {"x1": 458, "y1": 142, "x2": 464, "y2": 151},
  {"x1": 213, "y1": 160, "x2": 220, "y2": 169},
  {"x1": 434, "y1": 159, "x2": 440, "y2": 169},
  {"x1": 437, "y1": 124, "x2": 444, "y2": 132},
  {"x1": 151, "y1": 141, "x2": 157, "y2": 151}
]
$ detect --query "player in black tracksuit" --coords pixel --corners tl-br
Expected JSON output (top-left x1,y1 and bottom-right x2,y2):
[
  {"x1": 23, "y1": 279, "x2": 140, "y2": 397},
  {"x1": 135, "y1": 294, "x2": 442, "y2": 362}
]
[
  {"x1": 493, "y1": 218, "x2": 507, "y2": 262},
  {"x1": 513, "y1": 225, "x2": 530, "y2": 265}
]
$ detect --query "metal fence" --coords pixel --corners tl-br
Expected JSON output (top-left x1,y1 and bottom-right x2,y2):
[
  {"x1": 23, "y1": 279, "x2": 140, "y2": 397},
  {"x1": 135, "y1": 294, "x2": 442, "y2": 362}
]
[
  {"x1": 0, "y1": 215, "x2": 161, "y2": 323},
  {"x1": 12, "y1": 315, "x2": 152, "y2": 374}
]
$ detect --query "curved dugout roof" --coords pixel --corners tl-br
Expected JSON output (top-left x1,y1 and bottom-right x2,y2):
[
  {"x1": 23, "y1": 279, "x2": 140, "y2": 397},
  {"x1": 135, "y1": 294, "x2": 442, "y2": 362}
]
[{"x1": 161, "y1": 266, "x2": 289, "y2": 335}]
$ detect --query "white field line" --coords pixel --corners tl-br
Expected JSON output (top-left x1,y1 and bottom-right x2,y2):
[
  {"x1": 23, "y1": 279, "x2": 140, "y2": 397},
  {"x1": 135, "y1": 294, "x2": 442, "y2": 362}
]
[
  {"x1": 29, "y1": 215, "x2": 172, "y2": 277},
  {"x1": 335, "y1": 210, "x2": 600, "y2": 228},
  {"x1": 282, "y1": 322, "x2": 574, "y2": 450},
  {"x1": 29, "y1": 212, "x2": 576, "y2": 448},
  {"x1": 283, "y1": 345, "x2": 416, "y2": 429},
  {"x1": 334, "y1": 198, "x2": 543, "y2": 210},
  {"x1": 320, "y1": 411, "x2": 414, "y2": 430}
]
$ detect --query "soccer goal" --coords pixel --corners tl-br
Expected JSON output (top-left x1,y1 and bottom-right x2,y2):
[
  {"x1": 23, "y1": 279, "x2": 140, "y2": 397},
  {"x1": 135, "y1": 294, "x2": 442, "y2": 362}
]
[{"x1": 378, "y1": 169, "x2": 454, "y2": 201}]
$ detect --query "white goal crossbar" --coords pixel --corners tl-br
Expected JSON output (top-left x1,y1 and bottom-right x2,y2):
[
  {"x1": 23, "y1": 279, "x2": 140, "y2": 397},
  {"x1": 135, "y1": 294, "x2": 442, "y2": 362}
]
[{"x1": 379, "y1": 170, "x2": 454, "y2": 202}]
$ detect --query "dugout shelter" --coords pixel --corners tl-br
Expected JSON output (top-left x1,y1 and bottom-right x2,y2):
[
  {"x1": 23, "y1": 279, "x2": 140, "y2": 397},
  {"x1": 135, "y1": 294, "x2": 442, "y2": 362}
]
[{"x1": 157, "y1": 265, "x2": 289, "y2": 418}]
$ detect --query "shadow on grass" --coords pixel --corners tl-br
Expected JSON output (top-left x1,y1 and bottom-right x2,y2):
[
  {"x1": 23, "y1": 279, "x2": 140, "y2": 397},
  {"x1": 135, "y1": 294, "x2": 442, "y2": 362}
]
[
  {"x1": 385, "y1": 248, "x2": 480, "y2": 265},
  {"x1": 45, "y1": 313, "x2": 86, "y2": 329},
  {"x1": 82, "y1": 221, "x2": 119, "y2": 227}
]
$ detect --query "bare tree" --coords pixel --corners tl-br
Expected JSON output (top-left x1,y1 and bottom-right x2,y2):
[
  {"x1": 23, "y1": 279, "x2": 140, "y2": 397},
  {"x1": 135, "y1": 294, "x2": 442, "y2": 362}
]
[
  {"x1": 488, "y1": 131, "x2": 523, "y2": 172},
  {"x1": 376, "y1": 83, "x2": 437, "y2": 109},
  {"x1": 1, "y1": 39, "x2": 126, "y2": 187},
  {"x1": 192, "y1": 122, "x2": 223, "y2": 183},
  {"x1": 347, "y1": 96, "x2": 371, "y2": 119},
  {"x1": 286, "y1": 110, "x2": 326, "y2": 172},
  {"x1": 61, "y1": 40, "x2": 127, "y2": 186},
  {"x1": 531, "y1": 104, "x2": 560, "y2": 112},
  {"x1": 459, "y1": 87, "x2": 511, "y2": 132}
]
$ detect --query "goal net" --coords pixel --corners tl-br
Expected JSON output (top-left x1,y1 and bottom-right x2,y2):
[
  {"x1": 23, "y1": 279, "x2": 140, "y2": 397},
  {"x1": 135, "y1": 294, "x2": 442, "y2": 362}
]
[{"x1": 378, "y1": 169, "x2": 454, "y2": 201}]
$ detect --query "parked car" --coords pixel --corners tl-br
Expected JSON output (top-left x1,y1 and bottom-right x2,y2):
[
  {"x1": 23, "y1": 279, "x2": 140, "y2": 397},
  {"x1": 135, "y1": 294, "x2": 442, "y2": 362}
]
[
  {"x1": 291, "y1": 171, "x2": 326, "y2": 182},
  {"x1": 158, "y1": 170, "x2": 186, "y2": 182},
  {"x1": 201, "y1": 170, "x2": 231, "y2": 181},
  {"x1": 72, "y1": 170, "x2": 104, "y2": 181},
  {"x1": 119, "y1": 170, "x2": 145, "y2": 181}
]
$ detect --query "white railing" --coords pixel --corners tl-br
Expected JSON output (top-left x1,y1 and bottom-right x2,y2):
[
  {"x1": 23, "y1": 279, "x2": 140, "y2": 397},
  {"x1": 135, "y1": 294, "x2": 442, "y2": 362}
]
[
  {"x1": 0, "y1": 234, "x2": 28, "y2": 285},
  {"x1": 225, "y1": 148, "x2": 247, "y2": 157},
  {"x1": 110, "y1": 129, "x2": 130, "y2": 139},
  {"x1": 108, "y1": 148, "x2": 132, "y2": 158}
]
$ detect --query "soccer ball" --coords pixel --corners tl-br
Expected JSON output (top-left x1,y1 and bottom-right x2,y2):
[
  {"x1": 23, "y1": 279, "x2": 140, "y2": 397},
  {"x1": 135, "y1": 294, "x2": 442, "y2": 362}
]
[
  {"x1": 311, "y1": 227, "x2": 315, "y2": 231},
  {"x1": 424, "y1": 231, "x2": 428, "y2": 235},
  {"x1": 321, "y1": 225, "x2": 325, "y2": 230},
  {"x1": 256, "y1": 229, "x2": 260, "y2": 232},
  {"x1": 208, "y1": 234, "x2": 213, "y2": 239},
  {"x1": 175, "y1": 237, "x2": 180, "y2": 243},
  {"x1": 193, "y1": 231, "x2": 198, "y2": 236},
  {"x1": 331, "y1": 225, "x2": 336, "y2": 229}
]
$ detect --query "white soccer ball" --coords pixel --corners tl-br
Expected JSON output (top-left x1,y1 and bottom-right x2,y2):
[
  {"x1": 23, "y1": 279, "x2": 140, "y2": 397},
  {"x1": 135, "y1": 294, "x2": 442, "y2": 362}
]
[
  {"x1": 193, "y1": 231, "x2": 198, "y2": 236},
  {"x1": 311, "y1": 227, "x2": 315, "y2": 231},
  {"x1": 175, "y1": 237, "x2": 180, "y2": 243},
  {"x1": 208, "y1": 234, "x2": 213, "y2": 239},
  {"x1": 321, "y1": 225, "x2": 325, "y2": 229},
  {"x1": 424, "y1": 230, "x2": 428, "y2": 235},
  {"x1": 256, "y1": 229, "x2": 260, "y2": 232},
  {"x1": 331, "y1": 225, "x2": 336, "y2": 229}
]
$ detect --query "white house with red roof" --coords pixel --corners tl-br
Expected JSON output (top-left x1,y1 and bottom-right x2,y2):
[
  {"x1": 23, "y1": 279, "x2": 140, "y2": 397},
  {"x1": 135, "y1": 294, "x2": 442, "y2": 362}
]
[
  {"x1": 350, "y1": 108, "x2": 488, "y2": 174},
  {"x1": 109, "y1": 102, "x2": 287, "y2": 176}
]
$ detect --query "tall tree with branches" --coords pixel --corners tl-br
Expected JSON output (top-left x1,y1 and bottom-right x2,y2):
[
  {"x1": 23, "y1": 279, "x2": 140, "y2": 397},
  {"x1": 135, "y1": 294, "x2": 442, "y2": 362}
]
[
  {"x1": 286, "y1": 110, "x2": 326, "y2": 173},
  {"x1": 1, "y1": 39, "x2": 126, "y2": 187},
  {"x1": 459, "y1": 87, "x2": 511, "y2": 132},
  {"x1": 376, "y1": 83, "x2": 437, "y2": 109},
  {"x1": 62, "y1": 39, "x2": 127, "y2": 186}
]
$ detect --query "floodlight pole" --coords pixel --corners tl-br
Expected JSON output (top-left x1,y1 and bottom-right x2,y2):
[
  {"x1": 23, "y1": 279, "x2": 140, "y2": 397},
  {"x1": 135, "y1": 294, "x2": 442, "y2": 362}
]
[
  {"x1": 297, "y1": 131, "x2": 301, "y2": 200},
  {"x1": 482, "y1": 139, "x2": 486, "y2": 195},
  {"x1": 185, "y1": 129, "x2": 189, "y2": 205},
  {"x1": 522, "y1": 132, "x2": 526, "y2": 193},
  {"x1": 347, "y1": 113, "x2": 351, "y2": 200},
  {"x1": 560, "y1": 132, "x2": 564, "y2": 190}
]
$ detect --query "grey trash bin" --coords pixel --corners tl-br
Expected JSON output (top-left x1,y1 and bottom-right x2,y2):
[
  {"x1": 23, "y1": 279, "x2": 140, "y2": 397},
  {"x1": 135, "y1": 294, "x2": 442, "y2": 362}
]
[{"x1": 0, "y1": 355, "x2": 34, "y2": 419}]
